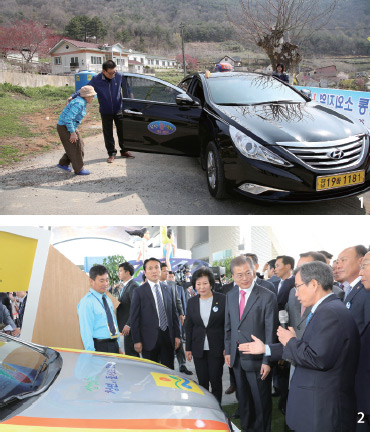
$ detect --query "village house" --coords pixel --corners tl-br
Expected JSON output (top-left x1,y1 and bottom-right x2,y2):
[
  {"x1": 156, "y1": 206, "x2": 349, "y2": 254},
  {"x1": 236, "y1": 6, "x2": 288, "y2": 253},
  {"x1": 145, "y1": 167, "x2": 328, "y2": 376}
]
[
  {"x1": 214, "y1": 55, "x2": 242, "y2": 69},
  {"x1": 49, "y1": 38, "x2": 177, "y2": 75}
]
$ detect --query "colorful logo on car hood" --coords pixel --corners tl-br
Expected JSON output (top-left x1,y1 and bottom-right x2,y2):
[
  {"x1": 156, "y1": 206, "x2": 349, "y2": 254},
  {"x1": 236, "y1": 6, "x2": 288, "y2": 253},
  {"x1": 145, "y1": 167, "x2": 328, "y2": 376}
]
[
  {"x1": 151, "y1": 372, "x2": 204, "y2": 395},
  {"x1": 148, "y1": 121, "x2": 176, "y2": 135}
]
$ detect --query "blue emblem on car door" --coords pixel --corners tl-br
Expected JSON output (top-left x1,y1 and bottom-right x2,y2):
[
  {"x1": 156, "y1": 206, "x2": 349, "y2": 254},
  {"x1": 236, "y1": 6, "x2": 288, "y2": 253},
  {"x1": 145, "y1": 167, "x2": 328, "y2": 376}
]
[{"x1": 148, "y1": 121, "x2": 176, "y2": 135}]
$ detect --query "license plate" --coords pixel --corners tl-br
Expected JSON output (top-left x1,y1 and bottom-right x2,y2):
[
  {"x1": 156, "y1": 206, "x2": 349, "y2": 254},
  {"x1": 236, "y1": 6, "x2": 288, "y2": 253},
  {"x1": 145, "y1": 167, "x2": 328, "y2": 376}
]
[{"x1": 316, "y1": 170, "x2": 365, "y2": 191}]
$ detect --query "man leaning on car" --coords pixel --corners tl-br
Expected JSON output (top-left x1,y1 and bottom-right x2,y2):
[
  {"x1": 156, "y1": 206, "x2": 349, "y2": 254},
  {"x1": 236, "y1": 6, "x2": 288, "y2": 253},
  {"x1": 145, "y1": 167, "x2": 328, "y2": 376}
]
[{"x1": 77, "y1": 265, "x2": 123, "y2": 354}]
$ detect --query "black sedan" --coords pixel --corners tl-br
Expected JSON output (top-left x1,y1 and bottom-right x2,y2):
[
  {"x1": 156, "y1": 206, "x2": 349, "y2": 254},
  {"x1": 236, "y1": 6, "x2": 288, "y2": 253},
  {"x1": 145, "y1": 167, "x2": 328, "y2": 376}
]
[{"x1": 121, "y1": 72, "x2": 370, "y2": 202}]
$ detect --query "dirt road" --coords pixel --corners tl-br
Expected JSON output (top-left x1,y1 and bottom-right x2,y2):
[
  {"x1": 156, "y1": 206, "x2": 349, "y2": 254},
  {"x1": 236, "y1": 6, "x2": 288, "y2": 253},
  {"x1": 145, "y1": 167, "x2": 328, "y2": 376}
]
[{"x1": 1, "y1": 134, "x2": 369, "y2": 215}]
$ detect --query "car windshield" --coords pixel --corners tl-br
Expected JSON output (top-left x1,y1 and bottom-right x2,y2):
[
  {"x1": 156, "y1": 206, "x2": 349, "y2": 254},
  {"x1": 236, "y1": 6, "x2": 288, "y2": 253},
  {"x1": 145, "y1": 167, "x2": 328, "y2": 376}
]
[
  {"x1": 0, "y1": 335, "x2": 49, "y2": 404},
  {"x1": 206, "y1": 74, "x2": 305, "y2": 105}
]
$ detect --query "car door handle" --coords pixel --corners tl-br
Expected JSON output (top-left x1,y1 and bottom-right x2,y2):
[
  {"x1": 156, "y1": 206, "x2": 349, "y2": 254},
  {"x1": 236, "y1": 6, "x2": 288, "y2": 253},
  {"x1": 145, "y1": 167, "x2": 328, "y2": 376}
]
[{"x1": 123, "y1": 109, "x2": 143, "y2": 116}]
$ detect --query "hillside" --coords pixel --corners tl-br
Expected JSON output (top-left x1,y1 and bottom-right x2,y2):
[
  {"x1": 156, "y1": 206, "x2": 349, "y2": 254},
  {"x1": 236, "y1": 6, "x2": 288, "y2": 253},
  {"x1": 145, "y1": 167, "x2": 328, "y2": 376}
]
[{"x1": 1, "y1": 0, "x2": 369, "y2": 58}]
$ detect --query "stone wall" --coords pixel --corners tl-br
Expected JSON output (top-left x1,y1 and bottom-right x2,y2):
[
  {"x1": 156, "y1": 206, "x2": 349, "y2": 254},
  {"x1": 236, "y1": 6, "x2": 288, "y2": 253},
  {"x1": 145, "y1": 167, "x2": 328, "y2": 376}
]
[{"x1": 0, "y1": 71, "x2": 75, "y2": 87}]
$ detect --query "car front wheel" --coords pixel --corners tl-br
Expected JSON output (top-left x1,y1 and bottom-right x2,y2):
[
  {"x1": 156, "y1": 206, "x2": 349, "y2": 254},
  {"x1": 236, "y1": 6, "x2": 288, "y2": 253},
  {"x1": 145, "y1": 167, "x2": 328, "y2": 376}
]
[{"x1": 206, "y1": 142, "x2": 226, "y2": 199}]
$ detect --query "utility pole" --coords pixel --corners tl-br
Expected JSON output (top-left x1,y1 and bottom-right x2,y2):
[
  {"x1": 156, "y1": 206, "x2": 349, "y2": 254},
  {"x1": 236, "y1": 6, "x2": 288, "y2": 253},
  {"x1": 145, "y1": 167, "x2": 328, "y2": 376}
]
[{"x1": 180, "y1": 22, "x2": 186, "y2": 77}]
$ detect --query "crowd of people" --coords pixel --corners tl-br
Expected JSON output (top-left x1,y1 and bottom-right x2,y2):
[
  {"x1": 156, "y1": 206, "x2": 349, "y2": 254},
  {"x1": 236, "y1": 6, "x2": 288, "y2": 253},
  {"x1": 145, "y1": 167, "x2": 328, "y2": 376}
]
[
  {"x1": 75, "y1": 245, "x2": 369, "y2": 432},
  {"x1": 0, "y1": 291, "x2": 27, "y2": 336},
  {"x1": 3, "y1": 244, "x2": 368, "y2": 432}
]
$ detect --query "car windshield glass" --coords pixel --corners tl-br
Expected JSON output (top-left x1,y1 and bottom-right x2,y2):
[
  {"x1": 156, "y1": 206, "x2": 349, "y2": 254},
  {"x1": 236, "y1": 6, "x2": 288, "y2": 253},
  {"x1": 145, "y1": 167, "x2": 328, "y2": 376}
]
[
  {"x1": 206, "y1": 74, "x2": 304, "y2": 105},
  {"x1": 0, "y1": 335, "x2": 49, "y2": 403}
]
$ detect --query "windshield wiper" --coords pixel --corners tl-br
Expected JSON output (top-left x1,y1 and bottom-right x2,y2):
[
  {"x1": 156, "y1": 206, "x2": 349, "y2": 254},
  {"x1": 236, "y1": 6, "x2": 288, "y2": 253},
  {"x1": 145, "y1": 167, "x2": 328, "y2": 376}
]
[
  {"x1": 217, "y1": 103, "x2": 250, "y2": 106},
  {"x1": 31, "y1": 358, "x2": 48, "y2": 387},
  {"x1": 250, "y1": 100, "x2": 302, "y2": 106}
]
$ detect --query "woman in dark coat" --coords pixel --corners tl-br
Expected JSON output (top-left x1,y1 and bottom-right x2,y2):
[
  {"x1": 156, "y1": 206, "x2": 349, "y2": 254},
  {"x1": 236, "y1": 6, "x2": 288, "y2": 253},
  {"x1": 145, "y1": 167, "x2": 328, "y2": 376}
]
[
  {"x1": 184, "y1": 267, "x2": 225, "y2": 403},
  {"x1": 273, "y1": 63, "x2": 289, "y2": 83}
]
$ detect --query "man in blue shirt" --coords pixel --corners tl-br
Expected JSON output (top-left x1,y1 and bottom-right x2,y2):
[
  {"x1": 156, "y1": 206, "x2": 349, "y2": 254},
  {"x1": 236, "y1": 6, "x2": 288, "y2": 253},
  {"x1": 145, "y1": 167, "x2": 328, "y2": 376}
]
[
  {"x1": 78, "y1": 265, "x2": 122, "y2": 354},
  {"x1": 68, "y1": 60, "x2": 135, "y2": 163}
]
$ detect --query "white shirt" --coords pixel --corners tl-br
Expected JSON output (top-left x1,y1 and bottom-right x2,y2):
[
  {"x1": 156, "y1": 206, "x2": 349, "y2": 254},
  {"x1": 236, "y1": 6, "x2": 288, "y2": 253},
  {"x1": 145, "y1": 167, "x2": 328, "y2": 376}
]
[
  {"x1": 235, "y1": 282, "x2": 253, "y2": 307},
  {"x1": 148, "y1": 279, "x2": 165, "y2": 319}
]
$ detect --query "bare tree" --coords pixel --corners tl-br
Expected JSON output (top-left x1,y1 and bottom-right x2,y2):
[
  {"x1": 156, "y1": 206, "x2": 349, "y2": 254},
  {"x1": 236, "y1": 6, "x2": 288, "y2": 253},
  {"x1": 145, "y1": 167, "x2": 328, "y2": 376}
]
[{"x1": 227, "y1": 0, "x2": 338, "y2": 72}]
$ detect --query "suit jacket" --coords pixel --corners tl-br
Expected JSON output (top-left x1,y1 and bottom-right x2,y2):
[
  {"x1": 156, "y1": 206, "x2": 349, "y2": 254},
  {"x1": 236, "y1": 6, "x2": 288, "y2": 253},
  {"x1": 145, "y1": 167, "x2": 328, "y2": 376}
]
[
  {"x1": 277, "y1": 275, "x2": 294, "y2": 311},
  {"x1": 116, "y1": 279, "x2": 139, "y2": 332},
  {"x1": 225, "y1": 283, "x2": 278, "y2": 371},
  {"x1": 287, "y1": 284, "x2": 347, "y2": 340},
  {"x1": 343, "y1": 280, "x2": 370, "y2": 335},
  {"x1": 355, "y1": 320, "x2": 370, "y2": 414},
  {"x1": 270, "y1": 294, "x2": 360, "y2": 432},
  {"x1": 185, "y1": 292, "x2": 225, "y2": 358},
  {"x1": 256, "y1": 278, "x2": 277, "y2": 296},
  {"x1": 268, "y1": 276, "x2": 280, "y2": 292},
  {"x1": 130, "y1": 281, "x2": 180, "y2": 352},
  {"x1": 221, "y1": 282, "x2": 234, "y2": 296}
]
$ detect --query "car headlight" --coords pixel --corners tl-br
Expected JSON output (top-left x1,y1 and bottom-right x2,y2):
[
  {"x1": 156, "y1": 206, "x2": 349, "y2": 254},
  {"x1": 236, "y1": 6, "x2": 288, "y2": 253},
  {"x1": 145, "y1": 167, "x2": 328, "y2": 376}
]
[{"x1": 230, "y1": 125, "x2": 292, "y2": 166}]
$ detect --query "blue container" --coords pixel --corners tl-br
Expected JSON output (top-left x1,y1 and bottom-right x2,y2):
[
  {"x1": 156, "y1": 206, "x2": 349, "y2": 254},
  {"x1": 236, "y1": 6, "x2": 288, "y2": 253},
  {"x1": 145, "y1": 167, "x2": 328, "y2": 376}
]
[{"x1": 75, "y1": 70, "x2": 97, "y2": 92}]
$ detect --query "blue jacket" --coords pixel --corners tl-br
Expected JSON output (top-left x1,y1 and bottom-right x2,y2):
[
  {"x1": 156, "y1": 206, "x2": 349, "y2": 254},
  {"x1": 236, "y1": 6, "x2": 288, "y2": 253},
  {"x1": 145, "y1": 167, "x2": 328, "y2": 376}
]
[
  {"x1": 72, "y1": 72, "x2": 130, "y2": 115},
  {"x1": 58, "y1": 96, "x2": 87, "y2": 133}
]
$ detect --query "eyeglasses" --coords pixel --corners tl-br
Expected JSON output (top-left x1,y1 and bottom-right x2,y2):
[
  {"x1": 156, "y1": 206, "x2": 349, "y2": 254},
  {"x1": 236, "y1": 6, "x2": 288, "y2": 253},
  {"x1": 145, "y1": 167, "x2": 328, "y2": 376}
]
[
  {"x1": 294, "y1": 282, "x2": 306, "y2": 292},
  {"x1": 234, "y1": 271, "x2": 252, "y2": 280},
  {"x1": 105, "y1": 70, "x2": 117, "y2": 76}
]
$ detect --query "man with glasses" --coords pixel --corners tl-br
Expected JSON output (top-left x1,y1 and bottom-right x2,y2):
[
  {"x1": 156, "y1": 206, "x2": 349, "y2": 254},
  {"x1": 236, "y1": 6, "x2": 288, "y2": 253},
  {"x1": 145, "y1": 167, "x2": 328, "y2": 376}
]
[
  {"x1": 240, "y1": 261, "x2": 360, "y2": 432},
  {"x1": 67, "y1": 60, "x2": 134, "y2": 163},
  {"x1": 225, "y1": 255, "x2": 277, "y2": 432}
]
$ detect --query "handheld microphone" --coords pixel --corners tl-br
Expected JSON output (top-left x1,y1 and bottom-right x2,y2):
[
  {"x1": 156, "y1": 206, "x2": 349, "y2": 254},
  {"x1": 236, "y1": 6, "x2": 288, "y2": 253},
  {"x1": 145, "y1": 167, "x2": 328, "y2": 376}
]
[{"x1": 279, "y1": 310, "x2": 289, "y2": 330}]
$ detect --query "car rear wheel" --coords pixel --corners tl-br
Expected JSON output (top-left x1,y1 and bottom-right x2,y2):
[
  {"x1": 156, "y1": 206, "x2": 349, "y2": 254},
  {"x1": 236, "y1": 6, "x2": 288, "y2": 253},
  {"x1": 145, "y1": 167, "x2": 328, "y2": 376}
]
[{"x1": 206, "y1": 142, "x2": 226, "y2": 199}]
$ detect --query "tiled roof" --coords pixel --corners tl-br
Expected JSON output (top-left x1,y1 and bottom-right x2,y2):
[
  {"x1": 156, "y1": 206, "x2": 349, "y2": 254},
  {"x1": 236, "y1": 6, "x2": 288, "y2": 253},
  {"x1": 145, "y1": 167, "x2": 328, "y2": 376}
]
[{"x1": 63, "y1": 38, "x2": 100, "y2": 49}]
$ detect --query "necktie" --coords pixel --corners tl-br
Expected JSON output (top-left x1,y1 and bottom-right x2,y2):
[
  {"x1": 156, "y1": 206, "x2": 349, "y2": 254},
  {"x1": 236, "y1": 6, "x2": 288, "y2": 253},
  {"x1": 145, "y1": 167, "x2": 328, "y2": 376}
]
[
  {"x1": 305, "y1": 311, "x2": 313, "y2": 327},
  {"x1": 239, "y1": 290, "x2": 246, "y2": 320},
  {"x1": 343, "y1": 284, "x2": 352, "y2": 301},
  {"x1": 102, "y1": 295, "x2": 117, "y2": 336},
  {"x1": 154, "y1": 284, "x2": 168, "y2": 331}
]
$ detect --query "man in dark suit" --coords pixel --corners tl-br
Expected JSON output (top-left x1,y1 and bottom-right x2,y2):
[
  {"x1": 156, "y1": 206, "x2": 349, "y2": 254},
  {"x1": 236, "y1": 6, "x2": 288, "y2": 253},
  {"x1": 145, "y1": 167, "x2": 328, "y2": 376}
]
[
  {"x1": 275, "y1": 256, "x2": 295, "y2": 311},
  {"x1": 116, "y1": 261, "x2": 139, "y2": 357},
  {"x1": 225, "y1": 255, "x2": 278, "y2": 432},
  {"x1": 263, "y1": 259, "x2": 280, "y2": 291},
  {"x1": 241, "y1": 261, "x2": 360, "y2": 432},
  {"x1": 356, "y1": 251, "x2": 370, "y2": 430},
  {"x1": 130, "y1": 257, "x2": 181, "y2": 369},
  {"x1": 245, "y1": 253, "x2": 277, "y2": 296},
  {"x1": 337, "y1": 245, "x2": 369, "y2": 335}
]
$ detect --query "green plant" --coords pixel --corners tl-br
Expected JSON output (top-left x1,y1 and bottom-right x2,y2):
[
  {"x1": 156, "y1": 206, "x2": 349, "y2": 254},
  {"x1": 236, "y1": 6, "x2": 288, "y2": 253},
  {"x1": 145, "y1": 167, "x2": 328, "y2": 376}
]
[{"x1": 100, "y1": 255, "x2": 126, "y2": 286}]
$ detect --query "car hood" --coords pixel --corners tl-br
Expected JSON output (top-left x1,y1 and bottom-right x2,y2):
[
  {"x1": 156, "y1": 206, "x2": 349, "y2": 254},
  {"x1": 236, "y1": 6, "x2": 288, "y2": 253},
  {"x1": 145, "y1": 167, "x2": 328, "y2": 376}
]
[
  {"x1": 4, "y1": 348, "x2": 228, "y2": 430},
  {"x1": 215, "y1": 101, "x2": 367, "y2": 145}
]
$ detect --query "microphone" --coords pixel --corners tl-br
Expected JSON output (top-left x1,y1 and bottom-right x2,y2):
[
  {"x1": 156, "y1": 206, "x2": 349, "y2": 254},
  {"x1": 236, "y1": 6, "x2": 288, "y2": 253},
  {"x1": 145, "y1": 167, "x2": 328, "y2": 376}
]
[{"x1": 279, "y1": 310, "x2": 289, "y2": 330}]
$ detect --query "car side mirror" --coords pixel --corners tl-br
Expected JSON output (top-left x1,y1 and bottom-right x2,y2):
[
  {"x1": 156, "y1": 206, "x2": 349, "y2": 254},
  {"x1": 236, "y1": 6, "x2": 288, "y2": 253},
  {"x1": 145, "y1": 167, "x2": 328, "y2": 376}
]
[
  {"x1": 176, "y1": 93, "x2": 200, "y2": 107},
  {"x1": 300, "y1": 89, "x2": 312, "y2": 100}
]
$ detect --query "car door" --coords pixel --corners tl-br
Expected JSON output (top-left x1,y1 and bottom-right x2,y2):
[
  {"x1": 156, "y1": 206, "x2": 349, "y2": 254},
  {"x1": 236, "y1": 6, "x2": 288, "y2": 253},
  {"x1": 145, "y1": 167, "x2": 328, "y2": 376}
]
[{"x1": 122, "y1": 74, "x2": 202, "y2": 156}]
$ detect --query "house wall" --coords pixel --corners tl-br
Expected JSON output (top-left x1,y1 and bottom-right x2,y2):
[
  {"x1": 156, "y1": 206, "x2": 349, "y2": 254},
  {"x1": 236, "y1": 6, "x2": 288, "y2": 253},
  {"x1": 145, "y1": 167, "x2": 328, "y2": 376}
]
[{"x1": 0, "y1": 71, "x2": 74, "y2": 87}]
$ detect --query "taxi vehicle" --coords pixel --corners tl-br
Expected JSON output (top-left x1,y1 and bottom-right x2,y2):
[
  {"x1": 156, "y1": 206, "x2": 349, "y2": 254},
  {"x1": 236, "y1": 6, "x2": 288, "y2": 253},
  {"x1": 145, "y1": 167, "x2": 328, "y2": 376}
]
[
  {"x1": 0, "y1": 334, "x2": 232, "y2": 431},
  {"x1": 120, "y1": 72, "x2": 369, "y2": 202}
]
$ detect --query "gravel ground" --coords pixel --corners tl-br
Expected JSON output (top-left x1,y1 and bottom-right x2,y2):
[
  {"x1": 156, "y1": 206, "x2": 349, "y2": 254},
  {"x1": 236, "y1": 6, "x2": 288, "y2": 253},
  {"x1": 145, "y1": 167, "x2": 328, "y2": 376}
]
[{"x1": 0, "y1": 133, "x2": 369, "y2": 215}]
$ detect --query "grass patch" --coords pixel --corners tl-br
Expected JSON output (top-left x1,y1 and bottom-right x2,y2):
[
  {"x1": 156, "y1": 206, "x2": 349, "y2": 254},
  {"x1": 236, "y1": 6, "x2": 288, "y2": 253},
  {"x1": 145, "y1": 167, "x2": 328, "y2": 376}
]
[
  {"x1": 155, "y1": 71, "x2": 185, "y2": 86},
  {"x1": 0, "y1": 144, "x2": 20, "y2": 165},
  {"x1": 0, "y1": 83, "x2": 72, "y2": 139}
]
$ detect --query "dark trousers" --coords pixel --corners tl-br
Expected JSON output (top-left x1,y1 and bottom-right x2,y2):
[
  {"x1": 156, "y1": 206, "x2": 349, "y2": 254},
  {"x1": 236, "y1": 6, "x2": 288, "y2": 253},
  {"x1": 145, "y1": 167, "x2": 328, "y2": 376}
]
[
  {"x1": 175, "y1": 340, "x2": 186, "y2": 368},
  {"x1": 233, "y1": 351, "x2": 272, "y2": 432},
  {"x1": 124, "y1": 332, "x2": 139, "y2": 357},
  {"x1": 194, "y1": 351, "x2": 224, "y2": 404},
  {"x1": 93, "y1": 338, "x2": 119, "y2": 354},
  {"x1": 57, "y1": 124, "x2": 84, "y2": 173},
  {"x1": 142, "y1": 327, "x2": 174, "y2": 369},
  {"x1": 100, "y1": 111, "x2": 126, "y2": 156}
]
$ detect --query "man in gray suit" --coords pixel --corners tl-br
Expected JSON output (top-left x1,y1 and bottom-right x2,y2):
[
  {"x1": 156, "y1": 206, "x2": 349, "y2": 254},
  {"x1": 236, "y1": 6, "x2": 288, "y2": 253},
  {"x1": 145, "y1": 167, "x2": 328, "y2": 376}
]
[
  {"x1": 225, "y1": 255, "x2": 278, "y2": 432},
  {"x1": 286, "y1": 251, "x2": 344, "y2": 339}
]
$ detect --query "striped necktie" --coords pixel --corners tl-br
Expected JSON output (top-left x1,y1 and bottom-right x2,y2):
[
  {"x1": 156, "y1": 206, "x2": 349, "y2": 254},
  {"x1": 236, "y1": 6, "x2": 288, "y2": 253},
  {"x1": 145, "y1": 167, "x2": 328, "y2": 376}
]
[
  {"x1": 154, "y1": 284, "x2": 168, "y2": 331},
  {"x1": 343, "y1": 283, "x2": 352, "y2": 301}
]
